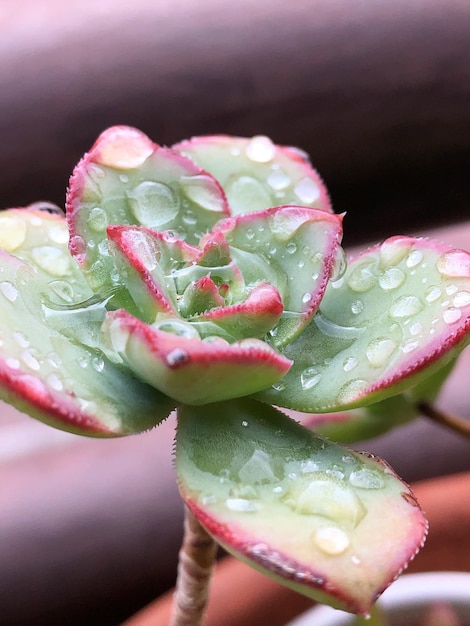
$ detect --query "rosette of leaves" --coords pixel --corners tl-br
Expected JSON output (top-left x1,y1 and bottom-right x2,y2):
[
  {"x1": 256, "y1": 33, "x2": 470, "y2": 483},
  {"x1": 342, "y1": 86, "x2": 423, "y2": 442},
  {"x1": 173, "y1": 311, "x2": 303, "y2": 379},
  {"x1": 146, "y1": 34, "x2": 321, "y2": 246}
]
[{"x1": 1, "y1": 127, "x2": 469, "y2": 616}]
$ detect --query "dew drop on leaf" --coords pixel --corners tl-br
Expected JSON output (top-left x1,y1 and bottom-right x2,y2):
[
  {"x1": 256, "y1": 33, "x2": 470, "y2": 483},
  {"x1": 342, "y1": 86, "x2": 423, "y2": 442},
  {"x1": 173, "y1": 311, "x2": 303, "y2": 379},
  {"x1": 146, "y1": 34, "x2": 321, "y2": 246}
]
[
  {"x1": 0, "y1": 281, "x2": 18, "y2": 302},
  {"x1": 336, "y1": 379, "x2": 368, "y2": 404},
  {"x1": 443, "y1": 308, "x2": 462, "y2": 324},
  {"x1": 425, "y1": 285, "x2": 441, "y2": 302},
  {"x1": 225, "y1": 497, "x2": 258, "y2": 512},
  {"x1": 267, "y1": 168, "x2": 291, "y2": 190},
  {"x1": 312, "y1": 526, "x2": 350, "y2": 555},
  {"x1": 0, "y1": 214, "x2": 26, "y2": 251},
  {"x1": 300, "y1": 367, "x2": 322, "y2": 390},
  {"x1": 406, "y1": 249, "x2": 424, "y2": 268},
  {"x1": 379, "y1": 267, "x2": 405, "y2": 290},
  {"x1": 245, "y1": 135, "x2": 276, "y2": 163},
  {"x1": 127, "y1": 181, "x2": 179, "y2": 227},
  {"x1": 349, "y1": 468, "x2": 384, "y2": 489},
  {"x1": 390, "y1": 295, "x2": 424, "y2": 318},
  {"x1": 453, "y1": 290, "x2": 470, "y2": 308},
  {"x1": 294, "y1": 177, "x2": 321, "y2": 204},
  {"x1": 366, "y1": 338, "x2": 398, "y2": 367}
]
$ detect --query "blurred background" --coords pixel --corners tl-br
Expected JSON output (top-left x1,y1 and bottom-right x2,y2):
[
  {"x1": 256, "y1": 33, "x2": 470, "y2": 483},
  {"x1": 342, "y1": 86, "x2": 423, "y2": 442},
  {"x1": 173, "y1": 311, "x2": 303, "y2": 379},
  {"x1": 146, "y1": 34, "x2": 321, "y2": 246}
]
[{"x1": 0, "y1": 1, "x2": 469, "y2": 624}]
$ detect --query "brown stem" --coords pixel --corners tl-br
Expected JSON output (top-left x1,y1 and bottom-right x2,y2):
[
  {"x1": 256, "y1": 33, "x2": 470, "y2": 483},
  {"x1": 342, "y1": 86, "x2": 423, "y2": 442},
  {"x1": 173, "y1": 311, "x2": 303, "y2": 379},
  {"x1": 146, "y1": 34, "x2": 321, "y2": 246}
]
[
  {"x1": 170, "y1": 506, "x2": 218, "y2": 626},
  {"x1": 418, "y1": 402, "x2": 470, "y2": 439}
]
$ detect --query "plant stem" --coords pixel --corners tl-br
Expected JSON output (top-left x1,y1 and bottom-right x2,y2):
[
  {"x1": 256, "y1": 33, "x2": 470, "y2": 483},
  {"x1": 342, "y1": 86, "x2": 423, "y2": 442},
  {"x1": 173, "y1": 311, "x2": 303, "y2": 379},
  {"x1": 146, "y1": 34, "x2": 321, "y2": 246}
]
[
  {"x1": 418, "y1": 402, "x2": 470, "y2": 439},
  {"x1": 170, "y1": 505, "x2": 218, "y2": 626}
]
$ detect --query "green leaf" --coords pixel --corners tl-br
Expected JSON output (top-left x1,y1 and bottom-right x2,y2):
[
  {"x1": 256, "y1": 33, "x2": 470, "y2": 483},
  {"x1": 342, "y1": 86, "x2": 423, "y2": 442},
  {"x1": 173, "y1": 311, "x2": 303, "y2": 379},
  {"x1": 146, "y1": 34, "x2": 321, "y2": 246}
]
[
  {"x1": 174, "y1": 135, "x2": 332, "y2": 215},
  {"x1": 259, "y1": 237, "x2": 470, "y2": 412},
  {"x1": 176, "y1": 400, "x2": 427, "y2": 615},
  {"x1": 66, "y1": 126, "x2": 229, "y2": 294},
  {"x1": 102, "y1": 310, "x2": 292, "y2": 405},
  {"x1": 0, "y1": 243, "x2": 174, "y2": 437}
]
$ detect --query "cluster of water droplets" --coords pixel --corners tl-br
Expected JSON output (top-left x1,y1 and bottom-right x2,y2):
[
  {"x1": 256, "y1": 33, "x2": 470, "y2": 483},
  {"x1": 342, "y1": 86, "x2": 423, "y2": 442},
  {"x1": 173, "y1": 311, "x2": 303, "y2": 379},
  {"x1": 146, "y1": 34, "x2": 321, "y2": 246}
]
[
  {"x1": 196, "y1": 424, "x2": 391, "y2": 562},
  {"x1": 290, "y1": 239, "x2": 470, "y2": 407},
  {"x1": 221, "y1": 135, "x2": 324, "y2": 214}
]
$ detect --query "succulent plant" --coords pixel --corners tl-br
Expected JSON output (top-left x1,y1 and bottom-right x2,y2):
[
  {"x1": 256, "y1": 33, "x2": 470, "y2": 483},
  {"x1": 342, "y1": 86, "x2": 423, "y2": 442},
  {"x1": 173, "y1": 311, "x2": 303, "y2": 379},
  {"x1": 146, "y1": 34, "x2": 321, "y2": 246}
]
[{"x1": 1, "y1": 127, "x2": 469, "y2": 621}]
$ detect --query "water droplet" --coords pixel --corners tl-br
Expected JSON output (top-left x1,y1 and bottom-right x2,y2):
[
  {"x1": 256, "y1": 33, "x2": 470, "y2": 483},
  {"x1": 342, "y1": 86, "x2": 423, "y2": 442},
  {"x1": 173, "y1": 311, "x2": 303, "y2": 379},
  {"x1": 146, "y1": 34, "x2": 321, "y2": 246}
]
[
  {"x1": 446, "y1": 284, "x2": 458, "y2": 296},
  {"x1": 286, "y1": 242, "x2": 297, "y2": 254},
  {"x1": 246, "y1": 228, "x2": 255, "y2": 240},
  {"x1": 379, "y1": 267, "x2": 405, "y2": 290},
  {"x1": 294, "y1": 177, "x2": 320, "y2": 204},
  {"x1": 127, "y1": 181, "x2": 179, "y2": 228},
  {"x1": 201, "y1": 494, "x2": 217, "y2": 505},
  {"x1": 165, "y1": 348, "x2": 190, "y2": 368},
  {"x1": 342, "y1": 455, "x2": 356, "y2": 464},
  {"x1": 336, "y1": 379, "x2": 368, "y2": 404},
  {"x1": 331, "y1": 247, "x2": 347, "y2": 281},
  {"x1": 49, "y1": 280, "x2": 75, "y2": 303},
  {"x1": 245, "y1": 135, "x2": 276, "y2": 163},
  {"x1": 409, "y1": 322, "x2": 423, "y2": 336},
  {"x1": 182, "y1": 209, "x2": 197, "y2": 225},
  {"x1": 13, "y1": 331, "x2": 29, "y2": 348},
  {"x1": 349, "y1": 468, "x2": 384, "y2": 489},
  {"x1": 225, "y1": 497, "x2": 258, "y2": 512},
  {"x1": 379, "y1": 238, "x2": 411, "y2": 267},
  {"x1": 406, "y1": 249, "x2": 423, "y2": 268},
  {"x1": 6, "y1": 357, "x2": 20, "y2": 369},
  {"x1": 92, "y1": 356, "x2": 105, "y2": 372},
  {"x1": 436, "y1": 250, "x2": 470, "y2": 278},
  {"x1": 402, "y1": 339, "x2": 419, "y2": 353},
  {"x1": 78, "y1": 356, "x2": 89, "y2": 369},
  {"x1": 302, "y1": 292, "x2": 312, "y2": 304},
  {"x1": 31, "y1": 246, "x2": 71, "y2": 277},
  {"x1": 351, "y1": 555, "x2": 361, "y2": 565},
  {"x1": 238, "y1": 450, "x2": 276, "y2": 484},
  {"x1": 453, "y1": 291, "x2": 470, "y2": 308},
  {"x1": 366, "y1": 338, "x2": 397, "y2": 367},
  {"x1": 347, "y1": 262, "x2": 376, "y2": 293},
  {"x1": 228, "y1": 176, "x2": 272, "y2": 213},
  {"x1": 351, "y1": 300, "x2": 364, "y2": 315},
  {"x1": 443, "y1": 308, "x2": 462, "y2": 324},
  {"x1": 425, "y1": 285, "x2": 441, "y2": 302},
  {"x1": 241, "y1": 420, "x2": 249, "y2": 428},
  {"x1": 390, "y1": 295, "x2": 423, "y2": 318},
  {"x1": 21, "y1": 349, "x2": 40, "y2": 371},
  {"x1": 300, "y1": 460, "x2": 320, "y2": 474},
  {"x1": 287, "y1": 478, "x2": 366, "y2": 527},
  {"x1": 181, "y1": 174, "x2": 224, "y2": 213},
  {"x1": 87, "y1": 207, "x2": 108, "y2": 233},
  {"x1": 301, "y1": 367, "x2": 322, "y2": 390},
  {"x1": 313, "y1": 526, "x2": 350, "y2": 555},
  {"x1": 267, "y1": 168, "x2": 291, "y2": 190},
  {"x1": 343, "y1": 356, "x2": 358, "y2": 372},
  {"x1": 47, "y1": 373, "x2": 64, "y2": 391},
  {"x1": 0, "y1": 214, "x2": 27, "y2": 251},
  {"x1": 0, "y1": 281, "x2": 18, "y2": 302},
  {"x1": 119, "y1": 174, "x2": 129, "y2": 183}
]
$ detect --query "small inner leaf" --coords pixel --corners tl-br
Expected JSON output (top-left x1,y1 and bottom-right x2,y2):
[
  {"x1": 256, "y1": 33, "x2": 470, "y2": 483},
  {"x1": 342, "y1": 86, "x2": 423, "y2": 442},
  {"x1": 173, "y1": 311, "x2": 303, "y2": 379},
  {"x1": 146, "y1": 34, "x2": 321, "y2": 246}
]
[
  {"x1": 176, "y1": 400, "x2": 427, "y2": 614},
  {"x1": 218, "y1": 206, "x2": 343, "y2": 346}
]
